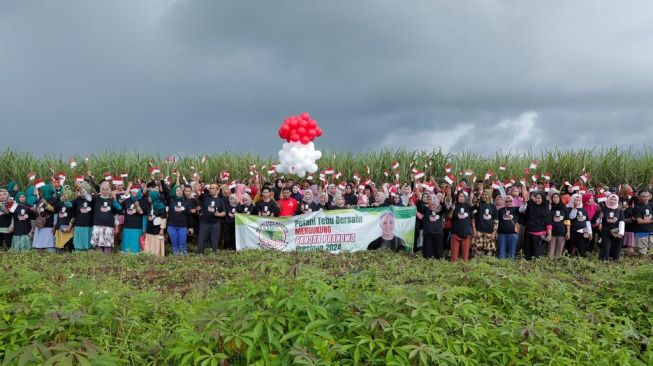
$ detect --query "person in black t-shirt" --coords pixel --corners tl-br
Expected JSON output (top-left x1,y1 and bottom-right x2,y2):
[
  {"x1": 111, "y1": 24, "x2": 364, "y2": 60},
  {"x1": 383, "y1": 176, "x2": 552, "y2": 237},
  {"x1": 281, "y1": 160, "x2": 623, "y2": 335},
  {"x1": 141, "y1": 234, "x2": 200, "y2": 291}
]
[
  {"x1": 599, "y1": 193, "x2": 625, "y2": 261},
  {"x1": 197, "y1": 183, "x2": 226, "y2": 254},
  {"x1": 633, "y1": 190, "x2": 653, "y2": 256}
]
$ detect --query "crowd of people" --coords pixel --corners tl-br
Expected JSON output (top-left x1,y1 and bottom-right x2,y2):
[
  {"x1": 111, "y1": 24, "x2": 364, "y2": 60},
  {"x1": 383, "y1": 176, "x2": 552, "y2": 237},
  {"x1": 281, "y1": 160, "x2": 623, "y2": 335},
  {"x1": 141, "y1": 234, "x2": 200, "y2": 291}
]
[{"x1": 1, "y1": 169, "x2": 652, "y2": 262}]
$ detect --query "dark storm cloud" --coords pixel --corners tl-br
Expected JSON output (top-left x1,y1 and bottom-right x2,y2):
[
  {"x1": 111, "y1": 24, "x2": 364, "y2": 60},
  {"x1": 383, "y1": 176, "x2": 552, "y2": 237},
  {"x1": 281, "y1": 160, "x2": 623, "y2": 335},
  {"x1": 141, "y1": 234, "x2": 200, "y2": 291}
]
[{"x1": 1, "y1": 1, "x2": 652, "y2": 157}]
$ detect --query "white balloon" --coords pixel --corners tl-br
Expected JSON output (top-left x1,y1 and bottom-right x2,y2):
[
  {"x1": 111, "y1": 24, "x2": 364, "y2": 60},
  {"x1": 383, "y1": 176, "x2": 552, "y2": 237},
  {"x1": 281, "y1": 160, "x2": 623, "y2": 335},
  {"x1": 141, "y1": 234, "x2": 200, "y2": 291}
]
[
  {"x1": 313, "y1": 150, "x2": 322, "y2": 160},
  {"x1": 308, "y1": 164, "x2": 318, "y2": 173}
]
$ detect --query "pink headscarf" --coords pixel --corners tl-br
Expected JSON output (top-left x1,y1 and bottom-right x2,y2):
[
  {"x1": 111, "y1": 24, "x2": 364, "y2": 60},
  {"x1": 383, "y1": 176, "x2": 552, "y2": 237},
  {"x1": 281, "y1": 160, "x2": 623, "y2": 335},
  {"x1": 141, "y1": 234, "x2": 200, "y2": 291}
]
[
  {"x1": 582, "y1": 193, "x2": 599, "y2": 221},
  {"x1": 605, "y1": 193, "x2": 619, "y2": 210}
]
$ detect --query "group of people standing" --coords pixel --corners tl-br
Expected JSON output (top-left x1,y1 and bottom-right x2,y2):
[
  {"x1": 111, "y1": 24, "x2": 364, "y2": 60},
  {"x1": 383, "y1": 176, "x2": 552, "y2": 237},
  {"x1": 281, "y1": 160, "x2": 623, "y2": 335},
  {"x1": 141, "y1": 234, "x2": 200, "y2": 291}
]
[{"x1": 1, "y1": 170, "x2": 652, "y2": 262}]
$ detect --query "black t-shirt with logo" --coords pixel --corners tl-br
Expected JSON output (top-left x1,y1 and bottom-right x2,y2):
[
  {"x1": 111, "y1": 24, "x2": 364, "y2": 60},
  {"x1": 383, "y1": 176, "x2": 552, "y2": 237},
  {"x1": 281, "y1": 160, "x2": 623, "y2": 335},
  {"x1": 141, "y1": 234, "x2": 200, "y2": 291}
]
[
  {"x1": 497, "y1": 207, "x2": 519, "y2": 234},
  {"x1": 601, "y1": 207, "x2": 624, "y2": 234},
  {"x1": 633, "y1": 202, "x2": 653, "y2": 232}
]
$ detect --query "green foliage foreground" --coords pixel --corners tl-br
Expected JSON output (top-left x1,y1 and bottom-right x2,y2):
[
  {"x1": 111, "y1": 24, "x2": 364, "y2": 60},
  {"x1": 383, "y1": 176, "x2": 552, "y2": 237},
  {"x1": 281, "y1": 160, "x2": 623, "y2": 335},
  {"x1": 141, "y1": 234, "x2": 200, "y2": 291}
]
[{"x1": 0, "y1": 251, "x2": 652, "y2": 365}]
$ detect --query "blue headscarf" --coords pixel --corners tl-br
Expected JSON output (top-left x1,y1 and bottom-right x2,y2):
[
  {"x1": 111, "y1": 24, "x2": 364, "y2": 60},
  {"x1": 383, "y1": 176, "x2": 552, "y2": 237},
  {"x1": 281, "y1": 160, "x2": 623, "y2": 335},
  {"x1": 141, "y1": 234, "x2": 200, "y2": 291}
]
[{"x1": 149, "y1": 191, "x2": 166, "y2": 211}]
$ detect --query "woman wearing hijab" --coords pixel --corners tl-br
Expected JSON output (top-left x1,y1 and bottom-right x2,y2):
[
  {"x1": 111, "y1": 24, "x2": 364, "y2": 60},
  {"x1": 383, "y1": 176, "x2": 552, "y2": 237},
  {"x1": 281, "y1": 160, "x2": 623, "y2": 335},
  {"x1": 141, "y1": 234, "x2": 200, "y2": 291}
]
[
  {"x1": 72, "y1": 181, "x2": 94, "y2": 251},
  {"x1": 143, "y1": 190, "x2": 167, "y2": 256},
  {"x1": 450, "y1": 191, "x2": 473, "y2": 262},
  {"x1": 549, "y1": 192, "x2": 570, "y2": 259},
  {"x1": 298, "y1": 190, "x2": 318, "y2": 214},
  {"x1": 121, "y1": 185, "x2": 145, "y2": 254},
  {"x1": 54, "y1": 186, "x2": 75, "y2": 251},
  {"x1": 0, "y1": 189, "x2": 12, "y2": 251},
  {"x1": 419, "y1": 194, "x2": 449, "y2": 259},
  {"x1": 342, "y1": 184, "x2": 357, "y2": 207},
  {"x1": 32, "y1": 185, "x2": 58, "y2": 252},
  {"x1": 168, "y1": 185, "x2": 193, "y2": 255},
  {"x1": 91, "y1": 181, "x2": 123, "y2": 254},
  {"x1": 568, "y1": 193, "x2": 591, "y2": 257},
  {"x1": 497, "y1": 195, "x2": 520, "y2": 259},
  {"x1": 471, "y1": 189, "x2": 498, "y2": 257},
  {"x1": 238, "y1": 193, "x2": 257, "y2": 215},
  {"x1": 290, "y1": 184, "x2": 303, "y2": 203},
  {"x1": 6, "y1": 182, "x2": 19, "y2": 199},
  {"x1": 9, "y1": 193, "x2": 34, "y2": 251},
  {"x1": 223, "y1": 194, "x2": 239, "y2": 250},
  {"x1": 599, "y1": 193, "x2": 625, "y2": 261},
  {"x1": 519, "y1": 191, "x2": 552, "y2": 260},
  {"x1": 583, "y1": 193, "x2": 600, "y2": 252}
]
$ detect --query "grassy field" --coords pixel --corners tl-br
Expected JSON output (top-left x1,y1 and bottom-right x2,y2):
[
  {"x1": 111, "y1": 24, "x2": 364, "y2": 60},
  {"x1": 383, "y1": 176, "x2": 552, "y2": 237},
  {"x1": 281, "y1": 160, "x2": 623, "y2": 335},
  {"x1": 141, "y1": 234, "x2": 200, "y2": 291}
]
[
  {"x1": 0, "y1": 251, "x2": 651, "y2": 365},
  {"x1": 2, "y1": 146, "x2": 653, "y2": 188}
]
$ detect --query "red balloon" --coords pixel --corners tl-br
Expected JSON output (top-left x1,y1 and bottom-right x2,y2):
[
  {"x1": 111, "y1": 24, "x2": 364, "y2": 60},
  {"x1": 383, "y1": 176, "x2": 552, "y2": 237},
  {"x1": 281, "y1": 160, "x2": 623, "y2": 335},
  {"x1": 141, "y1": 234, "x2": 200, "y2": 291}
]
[
  {"x1": 290, "y1": 119, "x2": 298, "y2": 128},
  {"x1": 307, "y1": 128, "x2": 316, "y2": 137},
  {"x1": 284, "y1": 118, "x2": 292, "y2": 125},
  {"x1": 316, "y1": 127, "x2": 323, "y2": 137},
  {"x1": 300, "y1": 136, "x2": 310, "y2": 144},
  {"x1": 300, "y1": 112, "x2": 310, "y2": 121},
  {"x1": 290, "y1": 133, "x2": 300, "y2": 142},
  {"x1": 296, "y1": 126, "x2": 307, "y2": 136},
  {"x1": 307, "y1": 120, "x2": 316, "y2": 129}
]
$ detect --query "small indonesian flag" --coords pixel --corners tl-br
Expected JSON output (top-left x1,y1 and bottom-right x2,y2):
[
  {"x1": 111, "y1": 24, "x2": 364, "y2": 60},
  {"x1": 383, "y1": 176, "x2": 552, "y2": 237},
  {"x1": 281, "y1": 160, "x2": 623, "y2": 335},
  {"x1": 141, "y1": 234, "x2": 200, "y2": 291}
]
[
  {"x1": 499, "y1": 164, "x2": 506, "y2": 171},
  {"x1": 531, "y1": 173, "x2": 540, "y2": 182},
  {"x1": 353, "y1": 172, "x2": 361, "y2": 182},
  {"x1": 394, "y1": 170, "x2": 400, "y2": 179},
  {"x1": 503, "y1": 180, "x2": 513, "y2": 188},
  {"x1": 464, "y1": 169, "x2": 473, "y2": 176},
  {"x1": 57, "y1": 172, "x2": 66, "y2": 180},
  {"x1": 335, "y1": 171, "x2": 342, "y2": 180},
  {"x1": 130, "y1": 185, "x2": 140, "y2": 192},
  {"x1": 120, "y1": 172, "x2": 129, "y2": 178},
  {"x1": 324, "y1": 167, "x2": 334, "y2": 175},
  {"x1": 598, "y1": 186, "x2": 605, "y2": 194},
  {"x1": 444, "y1": 173, "x2": 455, "y2": 185},
  {"x1": 579, "y1": 185, "x2": 587, "y2": 194},
  {"x1": 412, "y1": 170, "x2": 425, "y2": 179},
  {"x1": 319, "y1": 172, "x2": 327, "y2": 182},
  {"x1": 267, "y1": 166, "x2": 276, "y2": 175},
  {"x1": 580, "y1": 172, "x2": 590, "y2": 183},
  {"x1": 529, "y1": 183, "x2": 537, "y2": 192},
  {"x1": 383, "y1": 171, "x2": 390, "y2": 177},
  {"x1": 307, "y1": 175, "x2": 314, "y2": 181},
  {"x1": 391, "y1": 161, "x2": 399, "y2": 170},
  {"x1": 69, "y1": 158, "x2": 77, "y2": 169},
  {"x1": 572, "y1": 182, "x2": 580, "y2": 192},
  {"x1": 221, "y1": 171, "x2": 230, "y2": 181},
  {"x1": 444, "y1": 163, "x2": 452, "y2": 173},
  {"x1": 564, "y1": 180, "x2": 572, "y2": 187},
  {"x1": 34, "y1": 179, "x2": 45, "y2": 189},
  {"x1": 201, "y1": 154, "x2": 208, "y2": 164},
  {"x1": 229, "y1": 180, "x2": 237, "y2": 190},
  {"x1": 519, "y1": 177, "x2": 527, "y2": 186},
  {"x1": 523, "y1": 167, "x2": 531, "y2": 175},
  {"x1": 596, "y1": 193, "x2": 607, "y2": 203},
  {"x1": 362, "y1": 178, "x2": 372, "y2": 187},
  {"x1": 484, "y1": 170, "x2": 494, "y2": 180},
  {"x1": 544, "y1": 182, "x2": 550, "y2": 192},
  {"x1": 6, "y1": 201, "x2": 18, "y2": 213},
  {"x1": 543, "y1": 172, "x2": 551, "y2": 181},
  {"x1": 112, "y1": 178, "x2": 124, "y2": 186},
  {"x1": 76, "y1": 175, "x2": 85, "y2": 183},
  {"x1": 366, "y1": 165, "x2": 371, "y2": 175},
  {"x1": 27, "y1": 173, "x2": 36, "y2": 181},
  {"x1": 491, "y1": 181, "x2": 500, "y2": 189},
  {"x1": 530, "y1": 160, "x2": 538, "y2": 169},
  {"x1": 149, "y1": 167, "x2": 161, "y2": 176},
  {"x1": 338, "y1": 181, "x2": 347, "y2": 190},
  {"x1": 103, "y1": 172, "x2": 112, "y2": 181},
  {"x1": 510, "y1": 177, "x2": 516, "y2": 184}
]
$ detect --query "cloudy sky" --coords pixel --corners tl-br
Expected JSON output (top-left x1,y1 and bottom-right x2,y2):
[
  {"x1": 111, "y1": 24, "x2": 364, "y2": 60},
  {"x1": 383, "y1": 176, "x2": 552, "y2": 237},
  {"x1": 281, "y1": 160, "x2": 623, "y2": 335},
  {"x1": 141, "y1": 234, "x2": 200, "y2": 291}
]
[{"x1": 2, "y1": 1, "x2": 653, "y2": 158}]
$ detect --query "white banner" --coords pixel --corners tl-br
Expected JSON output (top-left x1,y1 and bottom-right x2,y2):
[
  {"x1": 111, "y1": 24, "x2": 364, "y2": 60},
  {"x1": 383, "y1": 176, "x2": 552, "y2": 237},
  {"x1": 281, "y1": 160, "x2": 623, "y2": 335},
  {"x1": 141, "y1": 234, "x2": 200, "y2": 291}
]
[{"x1": 235, "y1": 206, "x2": 416, "y2": 253}]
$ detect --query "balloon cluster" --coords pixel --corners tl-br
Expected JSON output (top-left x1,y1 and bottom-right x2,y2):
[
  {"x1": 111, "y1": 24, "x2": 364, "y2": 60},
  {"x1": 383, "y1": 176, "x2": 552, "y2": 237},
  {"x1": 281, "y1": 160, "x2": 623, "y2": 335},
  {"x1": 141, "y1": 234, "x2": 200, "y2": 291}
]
[
  {"x1": 276, "y1": 112, "x2": 323, "y2": 178},
  {"x1": 278, "y1": 112, "x2": 323, "y2": 145}
]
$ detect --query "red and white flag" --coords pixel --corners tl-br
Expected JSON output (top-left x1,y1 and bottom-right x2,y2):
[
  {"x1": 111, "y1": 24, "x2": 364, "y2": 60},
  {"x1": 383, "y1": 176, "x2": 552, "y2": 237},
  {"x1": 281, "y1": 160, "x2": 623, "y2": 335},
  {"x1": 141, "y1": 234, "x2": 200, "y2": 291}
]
[
  {"x1": 499, "y1": 163, "x2": 506, "y2": 171},
  {"x1": 6, "y1": 201, "x2": 18, "y2": 213},
  {"x1": 221, "y1": 170, "x2": 230, "y2": 181},
  {"x1": 69, "y1": 158, "x2": 77, "y2": 169},
  {"x1": 444, "y1": 163, "x2": 452, "y2": 173},
  {"x1": 27, "y1": 172, "x2": 36, "y2": 181},
  {"x1": 529, "y1": 160, "x2": 538, "y2": 169},
  {"x1": 324, "y1": 167, "x2": 334, "y2": 175},
  {"x1": 352, "y1": 172, "x2": 361, "y2": 182},
  {"x1": 580, "y1": 172, "x2": 591, "y2": 183},
  {"x1": 491, "y1": 181, "x2": 500, "y2": 189},
  {"x1": 103, "y1": 172, "x2": 113, "y2": 181},
  {"x1": 391, "y1": 161, "x2": 399, "y2": 170},
  {"x1": 120, "y1": 172, "x2": 129, "y2": 178},
  {"x1": 34, "y1": 179, "x2": 45, "y2": 189},
  {"x1": 542, "y1": 172, "x2": 551, "y2": 181},
  {"x1": 596, "y1": 193, "x2": 607, "y2": 203},
  {"x1": 267, "y1": 166, "x2": 277, "y2": 175},
  {"x1": 149, "y1": 167, "x2": 161, "y2": 176},
  {"x1": 444, "y1": 173, "x2": 455, "y2": 185},
  {"x1": 484, "y1": 170, "x2": 494, "y2": 180},
  {"x1": 412, "y1": 170, "x2": 425, "y2": 180},
  {"x1": 531, "y1": 173, "x2": 540, "y2": 182},
  {"x1": 503, "y1": 180, "x2": 513, "y2": 188},
  {"x1": 335, "y1": 171, "x2": 343, "y2": 180},
  {"x1": 75, "y1": 175, "x2": 85, "y2": 183}
]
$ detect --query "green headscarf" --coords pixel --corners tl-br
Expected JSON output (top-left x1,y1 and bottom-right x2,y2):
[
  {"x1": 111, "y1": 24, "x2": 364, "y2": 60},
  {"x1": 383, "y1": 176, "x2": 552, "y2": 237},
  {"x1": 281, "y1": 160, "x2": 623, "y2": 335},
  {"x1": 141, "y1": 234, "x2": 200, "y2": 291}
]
[
  {"x1": 25, "y1": 186, "x2": 38, "y2": 206},
  {"x1": 61, "y1": 187, "x2": 74, "y2": 208},
  {"x1": 6, "y1": 182, "x2": 17, "y2": 198},
  {"x1": 39, "y1": 184, "x2": 55, "y2": 201},
  {"x1": 15, "y1": 192, "x2": 26, "y2": 204},
  {"x1": 148, "y1": 191, "x2": 166, "y2": 211},
  {"x1": 170, "y1": 185, "x2": 183, "y2": 199}
]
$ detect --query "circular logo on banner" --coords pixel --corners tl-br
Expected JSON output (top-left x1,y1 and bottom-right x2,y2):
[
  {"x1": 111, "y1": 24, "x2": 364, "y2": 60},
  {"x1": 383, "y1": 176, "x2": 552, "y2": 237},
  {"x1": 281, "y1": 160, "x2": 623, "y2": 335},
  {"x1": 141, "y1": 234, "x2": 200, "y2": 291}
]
[{"x1": 257, "y1": 222, "x2": 289, "y2": 250}]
